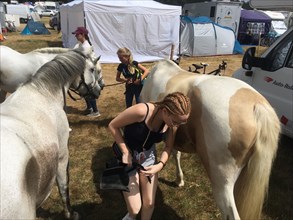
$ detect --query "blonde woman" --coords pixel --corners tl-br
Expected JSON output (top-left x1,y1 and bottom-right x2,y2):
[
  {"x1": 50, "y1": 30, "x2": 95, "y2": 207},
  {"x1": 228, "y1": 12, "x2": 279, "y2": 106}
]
[
  {"x1": 116, "y1": 47, "x2": 149, "y2": 108},
  {"x1": 108, "y1": 92, "x2": 191, "y2": 220}
]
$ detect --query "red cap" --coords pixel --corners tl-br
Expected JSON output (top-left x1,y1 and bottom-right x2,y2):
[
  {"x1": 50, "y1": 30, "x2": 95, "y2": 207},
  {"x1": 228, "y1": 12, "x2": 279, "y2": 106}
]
[{"x1": 72, "y1": 27, "x2": 88, "y2": 35}]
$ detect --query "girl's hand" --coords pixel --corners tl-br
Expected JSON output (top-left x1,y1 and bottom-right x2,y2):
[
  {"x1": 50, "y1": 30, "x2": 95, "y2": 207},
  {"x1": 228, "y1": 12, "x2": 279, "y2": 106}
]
[
  {"x1": 133, "y1": 79, "x2": 141, "y2": 85},
  {"x1": 122, "y1": 152, "x2": 132, "y2": 166},
  {"x1": 126, "y1": 78, "x2": 133, "y2": 84},
  {"x1": 140, "y1": 163, "x2": 163, "y2": 175}
]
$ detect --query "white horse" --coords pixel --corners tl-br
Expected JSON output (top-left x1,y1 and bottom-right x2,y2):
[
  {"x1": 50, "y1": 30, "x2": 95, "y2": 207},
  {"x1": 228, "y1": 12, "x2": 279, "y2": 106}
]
[
  {"x1": 0, "y1": 50, "x2": 98, "y2": 219},
  {"x1": 0, "y1": 45, "x2": 105, "y2": 102},
  {"x1": 141, "y1": 59, "x2": 281, "y2": 220}
]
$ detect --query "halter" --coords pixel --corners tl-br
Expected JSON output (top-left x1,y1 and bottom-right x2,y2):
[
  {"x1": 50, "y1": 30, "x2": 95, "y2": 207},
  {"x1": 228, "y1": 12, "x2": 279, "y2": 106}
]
[
  {"x1": 69, "y1": 73, "x2": 98, "y2": 100},
  {"x1": 66, "y1": 50, "x2": 102, "y2": 100}
]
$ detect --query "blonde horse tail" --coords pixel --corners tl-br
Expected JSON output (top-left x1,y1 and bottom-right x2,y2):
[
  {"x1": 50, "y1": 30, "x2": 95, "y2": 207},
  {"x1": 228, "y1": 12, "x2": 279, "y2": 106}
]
[{"x1": 235, "y1": 102, "x2": 280, "y2": 220}]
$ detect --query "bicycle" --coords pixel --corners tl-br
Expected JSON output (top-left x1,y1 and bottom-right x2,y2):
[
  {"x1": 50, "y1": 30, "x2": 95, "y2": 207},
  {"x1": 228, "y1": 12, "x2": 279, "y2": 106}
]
[{"x1": 188, "y1": 60, "x2": 227, "y2": 76}]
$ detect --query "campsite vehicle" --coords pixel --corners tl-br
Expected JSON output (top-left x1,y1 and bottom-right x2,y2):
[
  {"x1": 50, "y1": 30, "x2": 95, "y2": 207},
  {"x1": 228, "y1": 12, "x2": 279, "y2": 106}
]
[
  {"x1": 233, "y1": 25, "x2": 293, "y2": 138},
  {"x1": 233, "y1": 0, "x2": 293, "y2": 139},
  {"x1": 6, "y1": 4, "x2": 31, "y2": 23},
  {"x1": 182, "y1": 1, "x2": 242, "y2": 34},
  {"x1": 43, "y1": 1, "x2": 60, "y2": 11},
  {"x1": 41, "y1": 9, "x2": 57, "y2": 17}
]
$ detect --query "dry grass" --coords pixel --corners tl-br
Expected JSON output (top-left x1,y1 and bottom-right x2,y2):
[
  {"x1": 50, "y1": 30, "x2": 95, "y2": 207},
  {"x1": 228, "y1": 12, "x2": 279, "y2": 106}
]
[{"x1": 1, "y1": 17, "x2": 292, "y2": 220}]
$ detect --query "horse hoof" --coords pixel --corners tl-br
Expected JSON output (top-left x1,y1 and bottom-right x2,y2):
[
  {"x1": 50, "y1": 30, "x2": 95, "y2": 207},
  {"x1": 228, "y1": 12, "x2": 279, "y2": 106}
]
[
  {"x1": 64, "y1": 211, "x2": 79, "y2": 220},
  {"x1": 71, "y1": 211, "x2": 80, "y2": 220},
  {"x1": 177, "y1": 180, "x2": 185, "y2": 187}
]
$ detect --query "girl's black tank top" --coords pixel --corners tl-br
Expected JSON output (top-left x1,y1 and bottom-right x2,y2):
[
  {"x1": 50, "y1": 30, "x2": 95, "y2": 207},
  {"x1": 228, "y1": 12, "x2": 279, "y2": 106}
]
[{"x1": 124, "y1": 103, "x2": 166, "y2": 152}]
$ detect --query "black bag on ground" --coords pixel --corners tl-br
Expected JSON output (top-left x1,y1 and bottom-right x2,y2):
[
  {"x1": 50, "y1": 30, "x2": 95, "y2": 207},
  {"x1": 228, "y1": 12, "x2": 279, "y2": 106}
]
[
  {"x1": 100, "y1": 143, "x2": 129, "y2": 192},
  {"x1": 100, "y1": 164, "x2": 130, "y2": 192}
]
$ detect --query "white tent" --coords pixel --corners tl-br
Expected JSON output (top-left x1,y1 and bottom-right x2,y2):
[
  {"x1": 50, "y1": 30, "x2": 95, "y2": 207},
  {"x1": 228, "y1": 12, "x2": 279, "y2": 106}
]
[
  {"x1": 180, "y1": 16, "x2": 236, "y2": 56},
  {"x1": 60, "y1": 0, "x2": 181, "y2": 63}
]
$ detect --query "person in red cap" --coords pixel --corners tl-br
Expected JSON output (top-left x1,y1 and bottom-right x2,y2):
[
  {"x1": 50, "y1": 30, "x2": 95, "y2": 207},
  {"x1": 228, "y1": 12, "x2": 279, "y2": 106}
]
[{"x1": 72, "y1": 26, "x2": 101, "y2": 117}]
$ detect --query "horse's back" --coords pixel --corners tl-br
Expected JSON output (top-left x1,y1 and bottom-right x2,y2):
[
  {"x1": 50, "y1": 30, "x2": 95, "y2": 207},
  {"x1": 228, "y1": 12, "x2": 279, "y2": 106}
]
[
  {"x1": 143, "y1": 61, "x2": 278, "y2": 164},
  {"x1": 0, "y1": 46, "x2": 58, "y2": 93}
]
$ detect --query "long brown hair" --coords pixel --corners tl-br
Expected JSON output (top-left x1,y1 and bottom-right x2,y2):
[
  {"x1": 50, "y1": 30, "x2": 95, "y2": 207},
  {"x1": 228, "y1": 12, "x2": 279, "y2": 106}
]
[{"x1": 155, "y1": 92, "x2": 191, "y2": 116}]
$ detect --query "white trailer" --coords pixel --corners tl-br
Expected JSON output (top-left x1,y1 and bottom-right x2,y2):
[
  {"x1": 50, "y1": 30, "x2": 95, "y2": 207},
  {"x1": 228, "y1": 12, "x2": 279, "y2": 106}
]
[{"x1": 182, "y1": 0, "x2": 242, "y2": 35}]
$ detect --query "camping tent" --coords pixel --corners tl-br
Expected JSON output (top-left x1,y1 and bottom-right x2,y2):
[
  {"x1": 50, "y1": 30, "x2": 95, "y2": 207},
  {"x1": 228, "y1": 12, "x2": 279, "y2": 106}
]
[
  {"x1": 21, "y1": 20, "x2": 51, "y2": 35},
  {"x1": 180, "y1": 16, "x2": 237, "y2": 56},
  {"x1": 60, "y1": 0, "x2": 181, "y2": 63},
  {"x1": 237, "y1": 9, "x2": 271, "y2": 45}
]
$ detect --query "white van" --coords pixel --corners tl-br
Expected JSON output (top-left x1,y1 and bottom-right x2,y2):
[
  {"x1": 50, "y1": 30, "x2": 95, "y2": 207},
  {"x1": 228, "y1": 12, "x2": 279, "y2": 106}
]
[
  {"x1": 43, "y1": 1, "x2": 60, "y2": 11},
  {"x1": 233, "y1": 26, "x2": 293, "y2": 138},
  {"x1": 6, "y1": 4, "x2": 31, "y2": 23}
]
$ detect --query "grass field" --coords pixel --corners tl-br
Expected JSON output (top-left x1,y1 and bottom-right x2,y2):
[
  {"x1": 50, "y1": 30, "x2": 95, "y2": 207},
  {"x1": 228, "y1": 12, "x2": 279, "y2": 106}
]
[{"x1": 1, "y1": 17, "x2": 292, "y2": 220}]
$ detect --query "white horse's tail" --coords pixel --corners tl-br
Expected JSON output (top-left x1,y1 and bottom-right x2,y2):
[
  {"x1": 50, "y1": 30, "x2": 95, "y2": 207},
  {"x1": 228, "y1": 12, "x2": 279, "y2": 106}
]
[{"x1": 234, "y1": 102, "x2": 280, "y2": 220}]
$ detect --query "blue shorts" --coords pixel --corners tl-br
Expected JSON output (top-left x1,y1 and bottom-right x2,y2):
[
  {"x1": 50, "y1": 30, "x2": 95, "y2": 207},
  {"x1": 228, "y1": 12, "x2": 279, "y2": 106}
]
[{"x1": 126, "y1": 144, "x2": 156, "y2": 176}]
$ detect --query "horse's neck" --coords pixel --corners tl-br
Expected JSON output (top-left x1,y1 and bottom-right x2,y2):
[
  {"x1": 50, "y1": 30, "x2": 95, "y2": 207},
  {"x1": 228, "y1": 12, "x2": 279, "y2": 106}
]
[{"x1": 27, "y1": 52, "x2": 58, "y2": 68}]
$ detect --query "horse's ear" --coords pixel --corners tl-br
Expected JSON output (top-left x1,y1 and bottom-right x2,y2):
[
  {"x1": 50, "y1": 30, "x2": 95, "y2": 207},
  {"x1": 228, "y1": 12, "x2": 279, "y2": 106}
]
[{"x1": 94, "y1": 55, "x2": 101, "y2": 64}]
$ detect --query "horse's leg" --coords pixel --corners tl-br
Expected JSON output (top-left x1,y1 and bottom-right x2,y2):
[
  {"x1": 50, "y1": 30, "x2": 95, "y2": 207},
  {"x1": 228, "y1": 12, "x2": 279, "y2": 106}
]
[
  {"x1": 0, "y1": 89, "x2": 7, "y2": 103},
  {"x1": 173, "y1": 150, "x2": 184, "y2": 187},
  {"x1": 56, "y1": 149, "x2": 79, "y2": 220},
  {"x1": 209, "y1": 164, "x2": 241, "y2": 220}
]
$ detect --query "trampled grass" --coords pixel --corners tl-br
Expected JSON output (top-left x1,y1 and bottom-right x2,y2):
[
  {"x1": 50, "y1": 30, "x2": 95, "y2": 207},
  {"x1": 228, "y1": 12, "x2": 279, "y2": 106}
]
[{"x1": 1, "y1": 17, "x2": 292, "y2": 220}]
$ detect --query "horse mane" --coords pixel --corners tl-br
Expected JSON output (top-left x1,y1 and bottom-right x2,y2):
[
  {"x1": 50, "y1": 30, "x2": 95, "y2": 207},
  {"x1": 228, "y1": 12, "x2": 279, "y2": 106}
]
[
  {"x1": 26, "y1": 51, "x2": 86, "y2": 95},
  {"x1": 32, "y1": 47, "x2": 71, "y2": 54}
]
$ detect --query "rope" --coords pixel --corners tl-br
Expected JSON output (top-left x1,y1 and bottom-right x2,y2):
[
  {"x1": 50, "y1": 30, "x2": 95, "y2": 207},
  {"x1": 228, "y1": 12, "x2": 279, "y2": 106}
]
[{"x1": 103, "y1": 82, "x2": 124, "y2": 87}]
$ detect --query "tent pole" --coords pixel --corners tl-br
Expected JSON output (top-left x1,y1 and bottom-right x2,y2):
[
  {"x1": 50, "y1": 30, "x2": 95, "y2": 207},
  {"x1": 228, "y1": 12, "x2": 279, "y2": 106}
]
[{"x1": 170, "y1": 44, "x2": 175, "y2": 60}]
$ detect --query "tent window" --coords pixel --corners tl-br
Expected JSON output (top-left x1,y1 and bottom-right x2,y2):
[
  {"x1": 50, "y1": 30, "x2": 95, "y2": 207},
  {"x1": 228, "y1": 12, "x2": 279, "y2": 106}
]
[{"x1": 210, "y1": 7, "x2": 215, "y2": 18}]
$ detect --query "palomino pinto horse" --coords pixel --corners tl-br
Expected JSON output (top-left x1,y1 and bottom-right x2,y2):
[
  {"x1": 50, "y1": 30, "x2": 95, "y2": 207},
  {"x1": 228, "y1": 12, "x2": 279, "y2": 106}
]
[
  {"x1": 0, "y1": 45, "x2": 105, "y2": 102},
  {"x1": 140, "y1": 59, "x2": 280, "y2": 220},
  {"x1": 0, "y1": 51, "x2": 98, "y2": 219}
]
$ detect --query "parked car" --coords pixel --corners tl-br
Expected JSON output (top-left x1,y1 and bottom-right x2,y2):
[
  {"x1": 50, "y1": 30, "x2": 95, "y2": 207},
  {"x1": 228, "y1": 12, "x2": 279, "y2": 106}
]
[
  {"x1": 41, "y1": 9, "x2": 57, "y2": 17},
  {"x1": 233, "y1": 26, "x2": 293, "y2": 138}
]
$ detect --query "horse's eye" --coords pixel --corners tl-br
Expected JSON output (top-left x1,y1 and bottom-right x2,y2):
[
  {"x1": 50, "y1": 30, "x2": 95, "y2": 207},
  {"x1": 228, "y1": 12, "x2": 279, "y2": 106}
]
[{"x1": 90, "y1": 68, "x2": 95, "y2": 73}]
